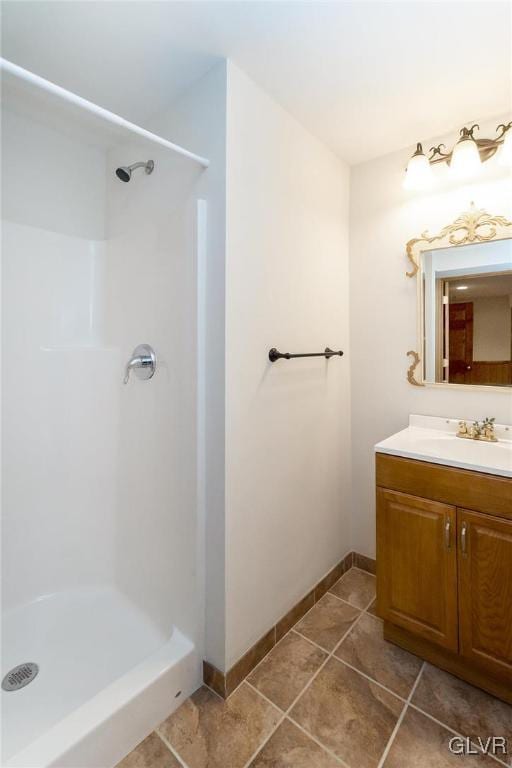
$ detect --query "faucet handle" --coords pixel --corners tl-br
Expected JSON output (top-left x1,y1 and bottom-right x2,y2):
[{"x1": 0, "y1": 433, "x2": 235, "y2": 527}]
[
  {"x1": 482, "y1": 417, "x2": 497, "y2": 441},
  {"x1": 123, "y1": 344, "x2": 157, "y2": 385},
  {"x1": 124, "y1": 356, "x2": 143, "y2": 384}
]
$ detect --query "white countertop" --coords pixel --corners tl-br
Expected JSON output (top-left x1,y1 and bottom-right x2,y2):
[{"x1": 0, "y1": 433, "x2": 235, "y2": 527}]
[{"x1": 375, "y1": 415, "x2": 512, "y2": 479}]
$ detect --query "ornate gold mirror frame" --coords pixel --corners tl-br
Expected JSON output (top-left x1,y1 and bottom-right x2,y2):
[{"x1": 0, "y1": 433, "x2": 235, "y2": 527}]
[{"x1": 405, "y1": 203, "x2": 512, "y2": 387}]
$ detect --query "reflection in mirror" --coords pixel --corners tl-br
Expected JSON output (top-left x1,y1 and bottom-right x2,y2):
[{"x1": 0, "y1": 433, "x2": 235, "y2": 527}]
[{"x1": 422, "y1": 239, "x2": 512, "y2": 387}]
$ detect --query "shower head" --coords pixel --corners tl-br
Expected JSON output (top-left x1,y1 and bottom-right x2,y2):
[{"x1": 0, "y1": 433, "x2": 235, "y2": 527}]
[{"x1": 115, "y1": 160, "x2": 154, "y2": 182}]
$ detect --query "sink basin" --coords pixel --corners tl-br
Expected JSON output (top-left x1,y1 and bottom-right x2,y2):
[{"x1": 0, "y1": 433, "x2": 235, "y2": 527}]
[{"x1": 375, "y1": 415, "x2": 512, "y2": 478}]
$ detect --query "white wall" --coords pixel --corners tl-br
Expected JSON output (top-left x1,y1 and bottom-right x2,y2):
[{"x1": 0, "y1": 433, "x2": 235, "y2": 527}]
[
  {"x1": 224, "y1": 63, "x2": 351, "y2": 668},
  {"x1": 350, "y1": 116, "x2": 512, "y2": 558}
]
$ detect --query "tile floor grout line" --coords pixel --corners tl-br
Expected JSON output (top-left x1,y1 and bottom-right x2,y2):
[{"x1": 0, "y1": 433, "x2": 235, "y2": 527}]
[
  {"x1": 234, "y1": 567, "x2": 366, "y2": 701},
  {"x1": 228, "y1": 575, "x2": 344, "y2": 701},
  {"x1": 245, "y1": 679, "x2": 288, "y2": 712},
  {"x1": 241, "y1": 609, "x2": 371, "y2": 768},
  {"x1": 270, "y1": 604, "x2": 377, "y2": 768},
  {"x1": 225, "y1": 663, "x2": 284, "y2": 706},
  {"x1": 290, "y1": 627, "x2": 337, "y2": 654},
  {"x1": 248, "y1": 669, "x2": 421, "y2": 768},
  {"x1": 287, "y1": 569, "x2": 376, "y2": 657},
  {"x1": 129, "y1": 567, "x2": 512, "y2": 768},
  {"x1": 326, "y1": 589, "x2": 379, "y2": 614},
  {"x1": 155, "y1": 575, "x2": 409, "y2": 768},
  {"x1": 331, "y1": 656, "x2": 408, "y2": 703},
  {"x1": 156, "y1": 728, "x2": 190, "y2": 768},
  {"x1": 233, "y1": 565, "x2": 357, "y2": 701},
  {"x1": 240, "y1": 711, "x2": 287, "y2": 768},
  {"x1": 325, "y1": 589, "x2": 367, "y2": 610},
  {"x1": 406, "y1": 701, "x2": 511, "y2": 767},
  {"x1": 190, "y1": 678, "x2": 286, "y2": 768},
  {"x1": 285, "y1": 713, "x2": 352, "y2": 767},
  {"x1": 227, "y1": 672, "x2": 258, "y2": 700},
  {"x1": 362, "y1": 592, "x2": 379, "y2": 612},
  {"x1": 364, "y1": 606, "x2": 381, "y2": 620},
  {"x1": 225, "y1": 640, "x2": 279, "y2": 700},
  {"x1": 280, "y1": 606, "x2": 370, "y2": 718},
  {"x1": 235, "y1": 570, "x2": 361, "y2": 697},
  {"x1": 158, "y1": 590, "x2": 511, "y2": 768},
  {"x1": 202, "y1": 680, "x2": 226, "y2": 701},
  {"x1": 155, "y1": 571, "x2": 380, "y2": 768},
  {"x1": 326, "y1": 569, "x2": 376, "y2": 611},
  {"x1": 327, "y1": 590, "x2": 379, "y2": 656},
  {"x1": 226, "y1": 625, "x2": 292, "y2": 700},
  {"x1": 225, "y1": 630, "x2": 509, "y2": 768},
  {"x1": 327, "y1": 605, "x2": 510, "y2": 768},
  {"x1": 305, "y1": 567, "x2": 359, "y2": 614},
  {"x1": 376, "y1": 660, "x2": 426, "y2": 768}
]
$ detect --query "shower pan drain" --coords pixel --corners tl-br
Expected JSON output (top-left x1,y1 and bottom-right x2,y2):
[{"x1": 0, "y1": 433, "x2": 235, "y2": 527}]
[{"x1": 2, "y1": 662, "x2": 39, "y2": 692}]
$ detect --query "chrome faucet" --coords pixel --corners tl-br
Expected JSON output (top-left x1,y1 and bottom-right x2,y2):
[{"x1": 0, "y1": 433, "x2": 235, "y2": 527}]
[
  {"x1": 123, "y1": 344, "x2": 157, "y2": 384},
  {"x1": 456, "y1": 417, "x2": 497, "y2": 442}
]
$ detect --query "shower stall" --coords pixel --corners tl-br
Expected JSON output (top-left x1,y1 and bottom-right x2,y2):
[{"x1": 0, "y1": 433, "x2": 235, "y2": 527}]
[{"x1": 1, "y1": 60, "x2": 208, "y2": 767}]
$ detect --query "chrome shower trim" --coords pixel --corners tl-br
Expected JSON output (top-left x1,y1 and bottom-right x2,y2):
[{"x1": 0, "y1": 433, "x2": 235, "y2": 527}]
[{"x1": 115, "y1": 160, "x2": 154, "y2": 182}]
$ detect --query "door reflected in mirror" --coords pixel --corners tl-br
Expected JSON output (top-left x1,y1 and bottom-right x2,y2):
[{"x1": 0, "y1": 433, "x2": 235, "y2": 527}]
[{"x1": 422, "y1": 239, "x2": 512, "y2": 387}]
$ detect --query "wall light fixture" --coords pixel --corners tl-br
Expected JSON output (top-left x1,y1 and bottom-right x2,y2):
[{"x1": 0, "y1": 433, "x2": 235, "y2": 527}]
[{"x1": 404, "y1": 121, "x2": 512, "y2": 190}]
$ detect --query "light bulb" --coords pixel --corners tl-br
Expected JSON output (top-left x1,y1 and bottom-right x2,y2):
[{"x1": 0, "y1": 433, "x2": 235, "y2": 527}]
[
  {"x1": 450, "y1": 134, "x2": 481, "y2": 178},
  {"x1": 500, "y1": 128, "x2": 512, "y2": 167},
  {"x1": 403, "y1": 144, "x2": 433, "y2": 190}
]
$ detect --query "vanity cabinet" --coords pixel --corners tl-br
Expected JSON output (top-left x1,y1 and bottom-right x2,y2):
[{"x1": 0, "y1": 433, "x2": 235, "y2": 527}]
[
  {"x1": 376, "y1": 489, "x2": 458, "y2": 651},
  {"x1": 458, "y1": 509, "x2": 512, "y2": 679},
  {"x1": 376, "y1": 454, "x2": 512, "y2": 704}
]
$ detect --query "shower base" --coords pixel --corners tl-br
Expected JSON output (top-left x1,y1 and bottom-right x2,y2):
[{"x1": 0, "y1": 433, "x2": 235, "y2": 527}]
[{"x1": 2, "y1": 586, "x2": 198, "y2": 768}]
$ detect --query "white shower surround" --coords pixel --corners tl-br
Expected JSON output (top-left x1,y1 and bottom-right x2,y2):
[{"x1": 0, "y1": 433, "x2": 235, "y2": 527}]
[{"x1": 1, "y1": 84, "x2": 206, "y2": 765}]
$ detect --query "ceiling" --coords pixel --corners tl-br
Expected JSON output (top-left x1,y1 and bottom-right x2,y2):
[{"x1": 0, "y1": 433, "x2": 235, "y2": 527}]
[
  {"x1": 449, "y1": 274, "x2": 512, "y2": 300},
  {"x1": 1, "y1": 1, "x2": 511, "y2": 164}
]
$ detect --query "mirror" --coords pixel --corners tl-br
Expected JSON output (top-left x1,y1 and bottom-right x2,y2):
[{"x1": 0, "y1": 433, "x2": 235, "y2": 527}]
[
  {"x1": 405, "y1": 205, "x2": 512, "y2": 388},
  {"x1": 422, "y1": 241, "x2": 512, "y2": 386}
]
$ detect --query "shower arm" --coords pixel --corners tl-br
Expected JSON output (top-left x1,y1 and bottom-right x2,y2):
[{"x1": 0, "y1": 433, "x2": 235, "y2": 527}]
[{"x1": 127, "y1": 162, "x2": 148, "y2": 172}]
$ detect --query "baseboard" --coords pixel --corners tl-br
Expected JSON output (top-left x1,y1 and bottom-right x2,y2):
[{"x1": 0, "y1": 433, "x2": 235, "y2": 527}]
[
  {"x1": 353, "y1": 551, "x2": 377, "y2": 575},
  {"x1": 203, "y1": 550, "x2": 376, "y2": 698}
]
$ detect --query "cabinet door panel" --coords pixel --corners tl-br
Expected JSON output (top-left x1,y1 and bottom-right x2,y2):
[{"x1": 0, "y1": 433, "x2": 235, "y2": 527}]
[
  {"x1": 377, "y1": 488, "x2": 458, "y2": 651},
  {"x1": 458, "y1": 509, "x2": 512, "y2": 682}
]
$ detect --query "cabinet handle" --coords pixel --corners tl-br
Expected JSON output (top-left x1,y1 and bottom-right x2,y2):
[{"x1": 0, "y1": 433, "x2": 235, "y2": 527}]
[
  {"x1": 444, "y1": 518, "x2": 451, "y2": 549},
  {"x1": 461, "y1": 521, "x2": 467, "y2": 554}
]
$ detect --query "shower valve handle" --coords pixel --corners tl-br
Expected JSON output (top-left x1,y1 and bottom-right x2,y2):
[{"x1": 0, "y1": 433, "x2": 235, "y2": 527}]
[{"x1": 123, "y1": 344, "x2": 157, "y2": 384}]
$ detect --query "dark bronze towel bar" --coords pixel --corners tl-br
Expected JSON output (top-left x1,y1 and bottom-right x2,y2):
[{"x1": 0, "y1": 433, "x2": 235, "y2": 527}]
[{"x1": 268, "y1": 347, "x2": 344, "y2": 363}]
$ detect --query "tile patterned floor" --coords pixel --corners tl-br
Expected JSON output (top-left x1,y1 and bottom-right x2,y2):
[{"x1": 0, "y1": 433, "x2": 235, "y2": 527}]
[{"x1": 117, "y1": 567, "x2": 512, "y2": 768}]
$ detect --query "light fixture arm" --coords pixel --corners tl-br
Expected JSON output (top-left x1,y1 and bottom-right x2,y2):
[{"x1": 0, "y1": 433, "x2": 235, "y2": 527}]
[
  {"x1": 461, "y1": 123, "x2": 479, "y2": 139},
  {"x1": 496, "y1": 121, "x2": 512, "y2": 141},
  {"x1": 414, "y1": 120, "x2": 511, "y2": 168},
  {"x1": 428, "y1": 143, "x2": 450, "y2": 162}
]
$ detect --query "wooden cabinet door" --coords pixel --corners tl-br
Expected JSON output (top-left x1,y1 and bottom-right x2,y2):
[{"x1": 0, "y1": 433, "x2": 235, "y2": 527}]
[
  {"x1": 458, "y1": 509, "x2": 512, "y2": 682},
  {"x1": 377, "y1": 488, "x2": 458, "y2": 651}
]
